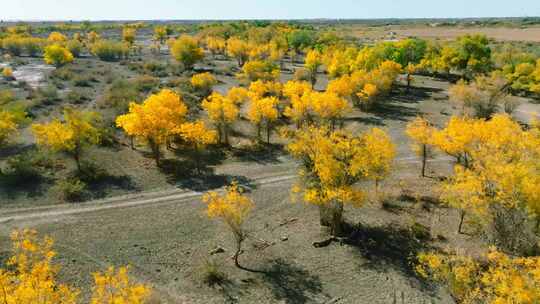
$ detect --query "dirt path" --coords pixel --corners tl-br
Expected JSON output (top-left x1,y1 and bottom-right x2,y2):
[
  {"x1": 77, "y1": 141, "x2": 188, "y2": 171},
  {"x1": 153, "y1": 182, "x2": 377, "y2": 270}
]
[{"x1": 0, "y1": 157, "x2": 452, "y2": 225}]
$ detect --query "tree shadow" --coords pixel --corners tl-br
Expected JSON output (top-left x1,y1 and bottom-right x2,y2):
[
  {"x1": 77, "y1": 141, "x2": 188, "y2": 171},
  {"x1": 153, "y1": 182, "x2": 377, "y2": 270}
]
[
  {"x1": 259, "y1": 258, "x2": 327, "y2": 304},
  {"x1": 76, "y1": 162, "x2": 140, "y2": 199},
  {"x1": 343, "y1": 115, "x2": 386, "y2": 126},
  {"x1": 367, "y1": 100, "x2": 420, "y2": 122},
  {"x1": 160, "y1": 158, "x2": 255, "y2": 192},
  {"x1": 0, "y1": 171, "x2": 52, "y2": 201},
  {"x1": 231, "y1": 144, "x2": 285, "y2": 165},
  {"x1": 346, "y1": 223, "x2": 433, "y2": 280}
]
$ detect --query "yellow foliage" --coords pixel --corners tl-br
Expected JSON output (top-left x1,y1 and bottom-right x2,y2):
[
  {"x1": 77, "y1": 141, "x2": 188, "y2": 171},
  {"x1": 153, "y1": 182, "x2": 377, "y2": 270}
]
[
  {"x1": 247, "y1": 96, "x2": 280, "y2": 125},
  {"x1": 116, "y1": 89, "x2": 187, "y2": 164},
  {"x1": 44, "y1": 44, "x2": 74, "y2": 67},
  {"x1": 248, "y1": 80, "x2": 282, "y2": 100},
  {"x1": 0, "y1": 229, "x2": 151, "y2": 304},
  {"x1": 2, "y1": 67, "x2": 13, "y2": 79},
  {"x1": 206, "y1": 36, "x2": 226, "y2": 55},
  {"x1": 0, "y1": 110, "x2": 18, "y2": 145},
  {"x1": 122, "y1": 27, "x2": 136, "y2": 45},
  {"x1": 308, "y1": 91, "x2": 351, "y2": 127},
  {"x1": 48, "y1": 31, "x2": 68, "y2": 44},
  {"x1": 203, "y1": 182, "x2": 254, "y2": 233},
  {"x1": 170, "y1": 35, "x2": 204, "y2": 70},
  {"x1": 239, "y1": 60, "x2": 280, "y2": 82},
  {"x1": 226, "y1": 37, "x2": 251, "y2": 67},
  {"x1": 175, "y1": 120, "x2": 217, "y2": 149},
  {"x1": 190, "y1": 72, "x2": 217, "y2": 94},
  {"x1": 417, "y1": 248, "x2": 540, "y2": 304},
  {"x1": 32, "y1": 108, "x2": 101, "y2": 166},
  {"x1": 429, "y1": 114, "x2": 540, "y2": 226}
]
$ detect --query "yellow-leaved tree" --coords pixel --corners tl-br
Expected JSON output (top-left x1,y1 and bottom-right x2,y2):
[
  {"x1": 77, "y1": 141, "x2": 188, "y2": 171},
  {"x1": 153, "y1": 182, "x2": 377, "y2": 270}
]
[
  {"x1": 0, "y1": 229, "x2": 151, "y2": 304},
  {"x1": 202, "y1": 92, "x2": 240, "y2": 144},
  {"x1": 282, "y1": 81, "x2": 313, "y2": 128},
  {"x1": 308, "y1": 91, "x2": 351, "y2": 130},
  {"x1": 406, "y1": 116, "x2": 436, "y2": 177},
  {"x1": 175, "y1": 120, "x2": 217, "y2": 173},
  {"x1": 32, "y1": 108, "x2": 101, "y2": 172},
  {"x1": 226, "y1": 37, "x2": 251, "y2": 67},
  {"x1": 286, "y1": 126, "x2": 396, "y2": 236},
  {"x1": 170, "y1": 35, "x2": 204, "y2": 70},
  {"x1": 116, "y1": 89, "x2": 188, "y2": 166},
  {"x1": 431, "y1": 114, "x2": 540, "y2": 250},
  {"x1": 247, "y1": 96, "x2": 280, "y2": 143},
  {"x1": 206, "y1": 36, "x2": 226, "y2": 57},
  {"x1": 190, "y1": 72, "x2": 217, "y2": 97},
  {"x1": 44, "y1": 44, "x2": 74, "y2": 67},
  {"x1": 304, "y1": 49, "x2": 322, "y2": 87},
  {"x1": 416, "y1": 248, "x2": 540, "y2": 304},
  {"x1": 203, "y1": 182, "x2": 254, "y2": 268}
]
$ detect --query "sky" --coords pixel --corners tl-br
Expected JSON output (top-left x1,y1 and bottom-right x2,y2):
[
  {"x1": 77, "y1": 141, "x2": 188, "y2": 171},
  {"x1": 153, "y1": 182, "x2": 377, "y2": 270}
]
[{"x1": 2, "y1": 0, "x2": 540, "y2": 21}]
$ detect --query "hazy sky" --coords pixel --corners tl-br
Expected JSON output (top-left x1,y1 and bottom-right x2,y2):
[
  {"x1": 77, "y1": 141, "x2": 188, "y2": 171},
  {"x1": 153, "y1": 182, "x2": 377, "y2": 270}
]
[{"x1": 2, "y1": 0, "x2": 539, "y2": 21}]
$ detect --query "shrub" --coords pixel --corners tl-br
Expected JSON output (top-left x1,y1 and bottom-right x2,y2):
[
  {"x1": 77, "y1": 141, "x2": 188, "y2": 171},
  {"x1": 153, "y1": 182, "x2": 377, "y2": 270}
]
[
  {"x1": 44, "y1": 44, "x2": 74, "y2": 67},
  {"x1": 170, "y1": 35, "x2": 204, "y2": 70},
  {"x1": 34, "y1": 85, "x2": 60, "y2": 105},
  {"x1": 143, "y1": 61, "x2": 167, "y2": 77},
  {"x1": 1, "y1": 152, "x2": 43, "y2": 186},
  {"x1": 190, "y1": 72, "x2": 217, "y2": 96},
  {"x1": 0, "y1": 89, "x2": 16, "y2": 104},
  {"x1": 90, "y1": 40, "x2": 129, "y2": 61},
  {"x1": 200, "y1": 259, "x2": 227, "y2": 287},
  {"x1": 21, "y1": 37, "x2": 44, "y2": 57},
  {"x1": 134, "y1": 75, "x2": 160, "y2": 93},
  {"x1": 50, "y1": 67, "x2": 74, "y2": 81},
  {"x1": 52, "y1": 177, "x2": 86, "y2": 202},
  {"x1": 2, "y1": 67, "x2": 15, "y2": 80},
  {"x1": 77, "y1": 161, "x2": 107, "y2": 183},
  {"x1": 2, "y1": 36, "x2": 23, "y2": 56},
  {"x1": 66, "y1": 89, "x2": 89, "y2": 104},
  {"x1": 66, "y1": 39, "x2": 83, "y2": 57},
  {"x1": 72, "y1": 75, "x2": 93, "y2": 87},
  {"x1": 238, "y1": 60, "x2": 280, "y2": 82},
  {"x1": 97, "y1": 79, "x2": 139, "y2": 113}
]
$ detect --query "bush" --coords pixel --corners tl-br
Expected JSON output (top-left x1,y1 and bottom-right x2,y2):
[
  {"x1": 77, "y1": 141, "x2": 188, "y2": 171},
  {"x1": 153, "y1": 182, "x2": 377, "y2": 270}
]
[
  {"x1": 52, "y1": 177, "x2": 86, "y2": 202},
  {"x1": 200, "y1": 259, "x2": 227, "y2": 287},
  {"x1": 170, "y1": 35, "x2": 204, "y2": 70},
  {"x1": 34, "y1": 85, "x2": 60, "y2": 105},
  {"x1": 2, "y1": 37, "x2": 23, "y2": 56},
  {"x1": 50, "y1": 67, "x2": 75, "y2": 81},
  {"x1": 143, "y1": 61, "x2": 167, "y2": 77},
  {"x1": 134, "y1": 75, "x2": 159, "y2": 93},
  {"x1": 66, "y1": 39, "x2": 83, "y2": 57},
  {"x1": 97, "y1": 79, "x2": 139, "y2": 113},
  {"x1": 77, "y1": 161, "x2": 107, "y2": 183},
  {"x1": 44, "y1": 44, "x2": 74, "y2": 67},
  {"x1": 66, "y1": 89, "x2": 89, "y2": 104},
  {"x1": 72, "y1": 75, "x2": 93, "y2": 87},
  {"x1": 238, "y1": 60, "x2": 280, "y2": 82},
  {"x1": 190, "y1": 72, "x2": 217, "y2": 96},
  {"x1": 2, "y1": 67, "x2": 15, "y2": 80},
  {"x1": 21, "y1": 37, "x2": 44, "y2": 57},
  {"x1": 90, "y1": 40, "x2": 129, "y2": 61},
  {"x1": 1, "y1": 151, "x2": 43, "y2": 186}
]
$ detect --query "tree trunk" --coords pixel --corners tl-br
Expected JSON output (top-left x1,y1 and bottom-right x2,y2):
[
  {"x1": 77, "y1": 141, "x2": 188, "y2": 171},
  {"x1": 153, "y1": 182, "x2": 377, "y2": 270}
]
[
  {"x1": 319, "y1": 205, "x2": 332, "y2": 227},
  {"x1": 266, "y1": 123, "x2": 271, "y2": 144},
  {"x1": 421, "y1": 144, "x2": 427, "y2": 177},
  {"x1": 458, "y1": 210, "x2": 466, "y2": 234},
  {"x1": 330, "y1": 202, "x2": 344, "y2": 237},
  {"x1": 233, "y1": 234, "x2": 244, "y2": 269}
]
